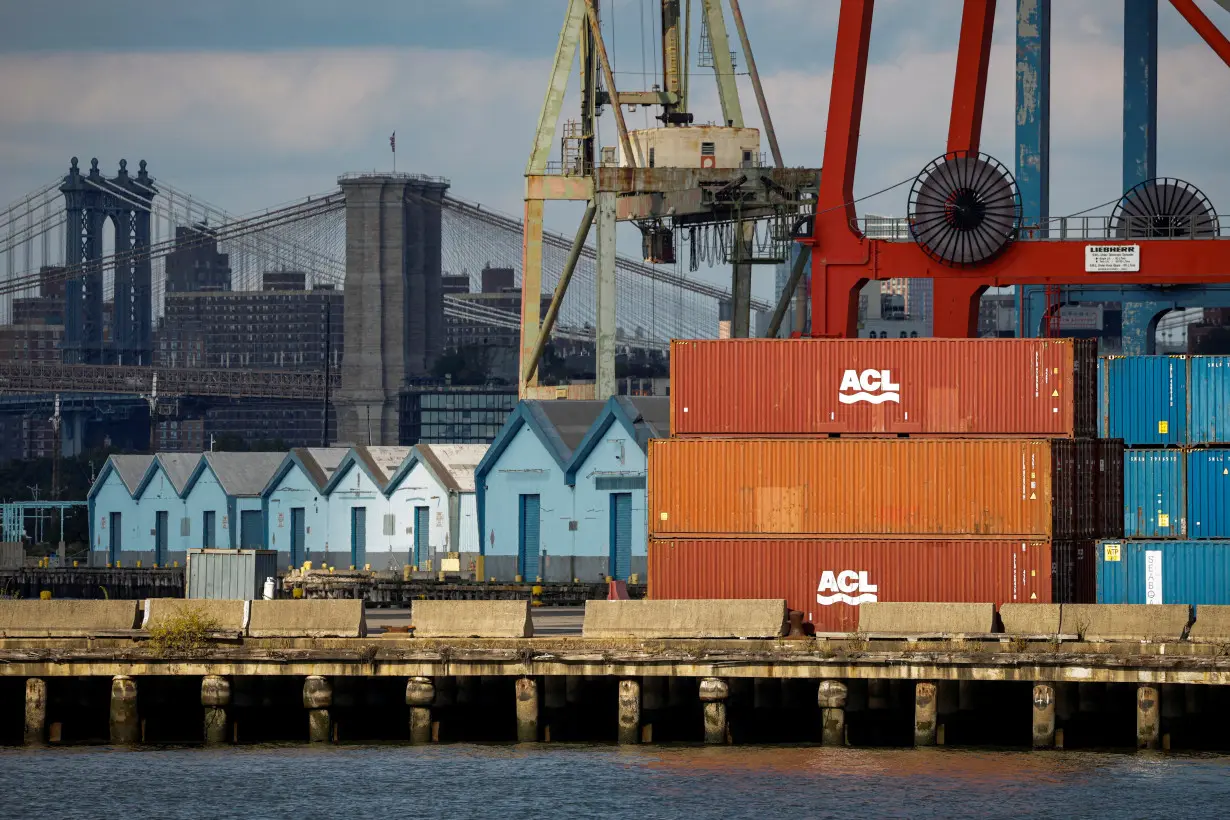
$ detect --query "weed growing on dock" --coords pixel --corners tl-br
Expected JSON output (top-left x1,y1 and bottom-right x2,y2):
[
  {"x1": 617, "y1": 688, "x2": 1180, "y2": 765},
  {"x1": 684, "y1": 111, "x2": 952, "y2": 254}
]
[
  {"x1": 147, "y1": 607, "x2": 222, "y2": 657},
  {"x1": 846, "y1": 632, "x2": 869, "y2": 652}
]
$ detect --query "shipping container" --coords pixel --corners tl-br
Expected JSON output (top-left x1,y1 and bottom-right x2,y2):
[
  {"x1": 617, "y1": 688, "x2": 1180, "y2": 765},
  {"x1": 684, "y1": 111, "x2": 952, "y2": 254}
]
[
  {"x1": 1053, "y1": 541, "x2": 1097, "y2": 605},
  {"x1": 1123, "y1": 449, "x2": 1186, "y2": 538},
  {"x1": 647, "y1": 538, "x2": 1056, "y2": 632},
  {"x1": 1190, "y1": 357, "x2": 1230, "y2": 444},
  {"x1": 1096, "y1": 539, "x2": 1230, "y2": 604},
  {"x1": 1187, "y1": 448, "x2": 1230, "y2": 539},
  {"x1": 1099, "y1": 355, "x2": 1186, "y2": 445},
  {"x1": 1094, "y1": 438, "x2": 1126, "y2": 538},
  {"x1": 648, "y1": 437, "x2": 1105, "y2": 540},
  {"x1": 670, "y1": 338, "x2": 1097, "y2": 438}
]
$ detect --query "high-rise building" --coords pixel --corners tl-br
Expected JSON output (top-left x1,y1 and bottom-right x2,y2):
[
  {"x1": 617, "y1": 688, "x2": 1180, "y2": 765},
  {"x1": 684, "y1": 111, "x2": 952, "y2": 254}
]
[{"x1": 164, "y1": 225, "x2": 232, "y2": 294}]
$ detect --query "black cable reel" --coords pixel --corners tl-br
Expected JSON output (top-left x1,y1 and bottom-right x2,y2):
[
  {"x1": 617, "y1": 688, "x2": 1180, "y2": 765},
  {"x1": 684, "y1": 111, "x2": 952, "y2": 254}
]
[{"x1": 907, "y1": 151, "x2": 1022, "y2": 267}]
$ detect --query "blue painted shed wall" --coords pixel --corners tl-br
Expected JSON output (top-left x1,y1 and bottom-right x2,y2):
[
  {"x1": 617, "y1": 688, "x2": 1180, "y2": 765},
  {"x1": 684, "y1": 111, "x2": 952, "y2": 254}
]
[
  {"x1": 324, "y1": 462, "x2": 387, "y2": 568},
  {"x1": 1097, "y1": 539, "x2": 1230, "y2": 605},
  {"x1": 264, "y1": 463, "x2": 328, "y2": 560},
  {"x1": 1189, "y1": 357, "x2": 1230, "y2": 445},
  {"x1": 184, "y1": 469, "x2": 230, "y2": 549},
  {"x1": 389, "y1": 462, "x2": 449, "y2": 565},
  {"x1": 1099, "y1": 356, "x2": 1186, "y2": 445},
  {"x1": 90, "y1": 471, "x2": 143, "y2": 562},
  {"x1": 233, "y1": 497, "x2": 265, "y2": 548},
  {"x1": 480, "y1": 422, "x2": 573, "y2": 581},
  {"x1": 1188, "y1": 449, "x2": 1230, "y2": 539},
  {"x1": 1123, "y1": 449, "x2": 1185, "y2": 539},
  {"x1": 571, "y1": 424, "x2": 648, "y2": 581},
  {"x1": 135, "y1": 463, "x2": 190, "y2": 562}
]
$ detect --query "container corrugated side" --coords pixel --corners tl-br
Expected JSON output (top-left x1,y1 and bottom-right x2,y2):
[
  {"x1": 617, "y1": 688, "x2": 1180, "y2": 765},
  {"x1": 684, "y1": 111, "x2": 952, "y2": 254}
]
[
  {"x1": 1053, "y1": 541, "x2": 1097, "y2": 604},
  {"x1": 1123, "y1": 449, "x2": 1186, "y2": 538},
  {"x1": 1189, "y1": 356, "x2": 1230, "y2": 444},
  {"x1": 648, "y1": 437, "x2": 1074, "y2": 539},
  {"x1": 1187, "y1": 448, "x2": 1230, "y2": 539},
  {"x1": 1095, "y1": 439, "x2": 1126, "y2": 538},
  {"x1": 647, "y1": 538, "x2": 1053, "y2": 632},
  {"x1": 1099, "y1": 355, "x2": 1187, "y2": 445},
  {"x1": 1096, "y1": 539, "x2": 1230, "y2": 604},
  {"x1": 187, "y1": 548, "x2": 278, "y2": 600},
  {"x1": 670, "y1": 338, "x2": 1096, "y2": 438}
]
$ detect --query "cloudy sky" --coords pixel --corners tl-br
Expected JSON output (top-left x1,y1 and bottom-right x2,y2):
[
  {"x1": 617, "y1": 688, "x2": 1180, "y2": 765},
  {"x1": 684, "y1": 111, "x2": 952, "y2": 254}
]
[{"x1": 2, "y1": 0, "x2": 1229, "y2": 297}]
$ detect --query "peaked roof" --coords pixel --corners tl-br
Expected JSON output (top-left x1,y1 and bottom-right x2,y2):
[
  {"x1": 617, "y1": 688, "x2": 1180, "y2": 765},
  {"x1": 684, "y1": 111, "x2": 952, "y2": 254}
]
[
  {"x1": 88, "y1": 454, "x2": 154, "y2": 499},
  {"x1": 323, "y1": 446, "x2": 410, "y2": 494},
  {"x1": 197, "y1": 451, "x2": 286, "y2": 497},
  {"x1": 259, "y1": 447, "x2": 350, "y2": 497},
  {"x1": 565, "y1": 396, "x2": 670, "y2": 484},
  {"x1": 476, "y1": 399, "x2": 607, "y2": 481},
  {"x1": 388, "y1": 443, "x2": 488, "y2": 495},
  {"x1": 132, "y1": 452, "x2": 202, "y2": 499}
]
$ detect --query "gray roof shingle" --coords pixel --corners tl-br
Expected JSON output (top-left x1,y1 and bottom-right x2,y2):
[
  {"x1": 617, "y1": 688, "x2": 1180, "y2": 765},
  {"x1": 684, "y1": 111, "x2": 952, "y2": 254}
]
[{"x1": 204, "y1": 452, "x2": 287, "y2": 497}]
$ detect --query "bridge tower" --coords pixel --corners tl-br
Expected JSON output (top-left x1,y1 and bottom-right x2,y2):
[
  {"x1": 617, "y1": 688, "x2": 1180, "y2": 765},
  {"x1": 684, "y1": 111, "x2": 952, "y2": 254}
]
[
  {"x1": 60, "y1": 157, "x2": 156, "y2": 366},
  {"x1": 334, "y1": 173, "x2": 450, "y2": 446}
]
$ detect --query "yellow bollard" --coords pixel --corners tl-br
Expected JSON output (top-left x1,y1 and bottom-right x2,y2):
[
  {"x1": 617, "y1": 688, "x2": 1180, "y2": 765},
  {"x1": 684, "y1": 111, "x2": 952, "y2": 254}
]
[
  {"x1": 73, "y1": 561, "x2": 78, "y2": 568},
  {"x1": 329, "y1": 567, "x2": 334, "y2": 573},
  {"x1": 292, "y1": 587, "x2": 304, "y2": 599},
  {"x1": 364, "y1": 563, "x2": 370, "y2": 572},
  {"x1": 173, "y1": 561, "x2": 179, "y2": 568},
  {"x1": 402, "y1": 564, "x2": 412, "y2": 582},
  {"x1": 531, "y1": 585, "x2": 543, "y2": 608},
  {"x1": 39, "y1": 591, "x2": 51, "y2": 600},
  {"x1": 136, "y1": 560, "x2": 142, "y2": 568},
  {"x1": 349, "y1": 565, "x2": 355, "y2": 571},
  {"x1": 116, "y1": 561, "x2": 121, "y2": 568},
  {"x1": 152, "y1": 563, "x2": 158, "y2": 569}
]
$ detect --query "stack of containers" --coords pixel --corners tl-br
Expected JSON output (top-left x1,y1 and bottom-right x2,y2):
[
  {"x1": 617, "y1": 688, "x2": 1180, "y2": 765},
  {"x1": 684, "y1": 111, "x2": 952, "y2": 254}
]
[
  {"x1": 648, "y1": 338, "x2": 1125, "y2": 632},
  {"x1": 1097, "y1": 355, "x2": 1230, "y2": 604}
]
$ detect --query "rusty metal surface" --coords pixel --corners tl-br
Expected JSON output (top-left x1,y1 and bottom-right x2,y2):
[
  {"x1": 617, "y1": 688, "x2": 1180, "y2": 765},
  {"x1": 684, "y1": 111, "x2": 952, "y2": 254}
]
[
  {"x1": 648, "y1": 538, "x2": 1055, "y2": 632},
  {"x1": 670, "y1": 338, "x2": 1097, "y2": 438},
  {"x1": 649, "y1": 437, "x2": 1088, "y2": 539}
]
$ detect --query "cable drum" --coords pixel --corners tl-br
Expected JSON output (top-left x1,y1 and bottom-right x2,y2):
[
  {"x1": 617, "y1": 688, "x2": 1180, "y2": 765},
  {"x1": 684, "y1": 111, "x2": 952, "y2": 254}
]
[
  {"x1": 907, "y1": 151, "x2": 1021, "y2": 267},
  {"x1": 1111, "y1": 178, "x2": 1219, "y2": 239}
]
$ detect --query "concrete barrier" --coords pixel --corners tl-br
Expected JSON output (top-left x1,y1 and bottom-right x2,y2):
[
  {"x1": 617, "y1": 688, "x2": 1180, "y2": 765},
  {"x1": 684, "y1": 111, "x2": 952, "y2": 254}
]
[
  {"x1": 856, "y1": 603, "x2": 995, "y2": 636},
  {"x1": 1060, "y1": 604, "x2": 1190, "y2": 641},
  {"x1": 999, "y1": 604, "x2": 1063, "y2": 636},
  {"x1": 411, "y1": 600, "x2": 533, "y2": 638},
  {"x1": 581, "y1": 600, "x2": 787, "y2": 639},
  {"x1": 143, "y1": 599, "x2": 247, "y2": 633},
  {"x1": 0, "y1": 600, "x2": 140, "y2": 637},
  {"x1": 1190, "y1": 606, "x2": 1230, "y2": 641},
  {"x1": 248, "y1": 600, "x2": 367, "y2": 638}
]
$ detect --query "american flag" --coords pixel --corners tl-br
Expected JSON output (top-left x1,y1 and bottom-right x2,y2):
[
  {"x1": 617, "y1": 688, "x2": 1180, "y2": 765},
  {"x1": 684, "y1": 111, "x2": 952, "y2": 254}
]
[{"x1": 390, "y1": 131, "x2": 396, "y2": 151}]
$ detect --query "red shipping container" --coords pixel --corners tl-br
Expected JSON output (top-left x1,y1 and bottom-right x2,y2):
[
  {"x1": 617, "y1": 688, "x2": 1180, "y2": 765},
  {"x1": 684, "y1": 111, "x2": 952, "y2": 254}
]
[
  {"x1": 648, "y1": 538, "x2": 1058, "y2": 632},
  {"x1": 669, "y1": 337, "x2": 1097, "y2": 437},
  {"x1": 649, "y1": 437, "x2": 1100, "y2": 540}
]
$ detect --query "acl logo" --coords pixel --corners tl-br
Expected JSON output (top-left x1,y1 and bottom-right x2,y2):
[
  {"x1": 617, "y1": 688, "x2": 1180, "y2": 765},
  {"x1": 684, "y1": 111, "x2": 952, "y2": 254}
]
[
  {"x1": 839, "y1": 369, "x2": 900, "y2": 404},
  {"x1": 816, "y1": 570, "x2": 879, "y2": 606}
]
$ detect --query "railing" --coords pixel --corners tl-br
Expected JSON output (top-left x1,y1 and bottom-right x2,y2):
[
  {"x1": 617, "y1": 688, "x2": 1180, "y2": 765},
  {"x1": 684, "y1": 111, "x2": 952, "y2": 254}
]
[
  {"x1": 851, "y1": 215, "x2": 1230, "y2": 242},
  {"x1": 0, "y1": 361, "x2": 338, "y2": 400}
]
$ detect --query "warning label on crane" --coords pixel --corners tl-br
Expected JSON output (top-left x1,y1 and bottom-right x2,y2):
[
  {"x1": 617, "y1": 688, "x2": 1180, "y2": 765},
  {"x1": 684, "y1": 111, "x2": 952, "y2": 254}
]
[{"x1": 1085, "y1": 243, "x2": 1140, "y2": 272}]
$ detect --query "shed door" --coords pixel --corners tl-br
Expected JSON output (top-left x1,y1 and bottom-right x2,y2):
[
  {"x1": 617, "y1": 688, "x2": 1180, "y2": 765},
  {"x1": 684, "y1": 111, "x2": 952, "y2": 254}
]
[
  {"x1": 154, "y1": 511, "x2": 168, "y2": 565},
  {"x1": 518, "y1": 494, "x2": 541, "y2": 581},
  {"x1": 108, "y1": 512, "x2": 122, "y2": 562},
  {"x1": 290, "y1": 508, "x2": 306, "y2": 567},
  {"x1": 240, "y1": 510, "x2": 262, "y2": 549},
  {"x1": 351, "y1": 507, "x2": 367, "y2": 568},
  {"x1": 610, "y1": 492, "x2": 633, "y2": 581},
  {"x1": 203, "y1": 511, "x2": 216, "y2": 549},
  {"x1": 414, "y1": 506, "x2": 431, "y2": 567}
]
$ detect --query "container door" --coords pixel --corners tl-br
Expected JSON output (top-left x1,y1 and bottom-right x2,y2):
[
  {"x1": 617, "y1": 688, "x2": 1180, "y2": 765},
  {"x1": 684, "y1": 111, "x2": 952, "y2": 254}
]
[
  {"x1": 518, "y1": 494, "x2": 540, "y2": 581},
  {"x1": 609, "y1": 493, "x2": 632, "y2": 580},
  {"x1": 414, "y1": 506, "x2": 430, "y2": 566},
  {"x1": 290, "y1": 508, "x2": 305, "y2": 567},
  {"x1": 239, "y1": 510, "x2": 262, "y2": 549},
  {"x1": 351, "y1": 507, "x2": 367, "y2": 568},
  {"x1": 155, "y1": 511, "x2": 168, "y2": 565},
  {"x1": 202, "y1": 511, "x2": 216, "y2": 549},
  {"x1": 108, "y1": 512, "x2": 121, "y2": 563}
]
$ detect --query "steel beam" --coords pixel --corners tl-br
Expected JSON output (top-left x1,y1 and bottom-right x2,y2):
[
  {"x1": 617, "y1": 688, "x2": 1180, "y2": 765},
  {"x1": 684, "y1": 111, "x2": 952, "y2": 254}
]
[
  {"x1": 595, "y1": 192, "x2": 617, "y2": 399},
  {"x1": 523, "y1": 202, "x2": 597, "y2": 385},
  {"x1": 1170, "y1": 0, "x2": 1230, "y2": 68},
  {"x1": 1016, "y1": 0, "x2": 1050, "y2": 234},
  {"x1": 729, "y1": 0, "x2": 783, "y2": 166},
  {"x1": 584, "y1": 0, "x2": 636, "y2": 165},
  {"x1": 765, "y1": 243, "x2": 811, "y2": 337},
  {"x1": 519, "y1": 199, "x2": 546, "y2": 396},
  {"x1": 527, "y1": 0, "x2": 585, "y2": 175},
  {"x1": 701, "y1": 0, "x2": 744, "y2": 127},
  {"x1": 949, "y1": 0, "x2": 997, "y2": 154},
  {"x1": 1124, "y1": 0, "x2": 1158, "y2": 191}
]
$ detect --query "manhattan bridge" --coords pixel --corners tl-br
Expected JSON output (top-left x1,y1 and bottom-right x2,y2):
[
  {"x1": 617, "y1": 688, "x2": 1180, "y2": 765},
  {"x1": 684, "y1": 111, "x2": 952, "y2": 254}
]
[{"x1": 0, "y1": 157, "x2": 767, "y2": 401}]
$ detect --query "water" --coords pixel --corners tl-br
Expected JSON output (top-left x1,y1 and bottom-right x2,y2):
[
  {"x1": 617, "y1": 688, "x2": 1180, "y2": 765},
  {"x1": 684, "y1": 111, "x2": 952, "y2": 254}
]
[{"x1": 3, "y1": 745, "x2": 1229, "y2": 819}]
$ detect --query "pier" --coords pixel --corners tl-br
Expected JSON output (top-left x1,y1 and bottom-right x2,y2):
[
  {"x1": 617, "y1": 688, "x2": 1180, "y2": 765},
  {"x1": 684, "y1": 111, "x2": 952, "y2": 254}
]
[{"x1": 5, "y1": 599, "x2": 1230, "y2": 750}]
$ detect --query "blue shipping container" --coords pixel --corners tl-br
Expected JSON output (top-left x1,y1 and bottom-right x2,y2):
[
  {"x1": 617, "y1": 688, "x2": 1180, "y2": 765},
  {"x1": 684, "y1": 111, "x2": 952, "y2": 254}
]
[
  {"x1": 1099, "y1": 355, "x2": 1187, "y2": 445},
  {"x1": 1096, "y1": 539, "x2": 1230, "y2": 604},
  {"x1": 1189, "y1": 356, "x2": 1230, "y2": 445},
  {"x1": 1123, "y1": 449, "x2": 1185, "y2": 538},
  {"x1": 1187, "y1": 448, "x2": 1230, "y2": 539}
]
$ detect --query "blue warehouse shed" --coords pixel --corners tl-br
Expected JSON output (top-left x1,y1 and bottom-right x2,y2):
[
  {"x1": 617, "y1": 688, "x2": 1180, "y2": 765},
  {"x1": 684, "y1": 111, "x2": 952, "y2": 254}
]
[
  {"x1": 88, "y1": 454, "x2": 153, "y2": 566},
  {"x1": 261, "y1": 447, "x2": 349, "y2": 567},
  {"x1": 131, "y1": 453, "x2": 200, "y2": 567},
  {"x1": 476, "y1": 396, "x2": 668, "y2": 582},
  {"x1": 179, "y1": 452, "x2": 285, "y2": 553}
]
